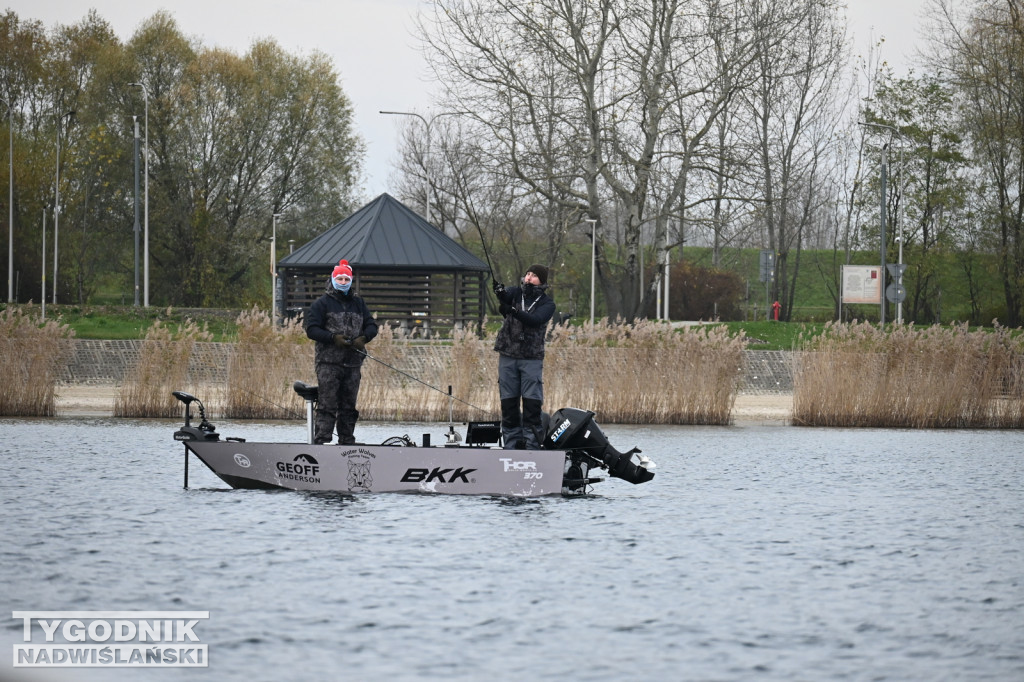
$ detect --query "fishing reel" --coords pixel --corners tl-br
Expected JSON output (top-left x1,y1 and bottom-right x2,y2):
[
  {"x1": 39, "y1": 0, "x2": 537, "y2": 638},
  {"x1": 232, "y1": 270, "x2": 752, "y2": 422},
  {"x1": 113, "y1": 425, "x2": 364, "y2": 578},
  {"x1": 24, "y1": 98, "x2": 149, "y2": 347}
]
[{"x1": 172, "y1": 391, "x2": 220, "y2": 441}]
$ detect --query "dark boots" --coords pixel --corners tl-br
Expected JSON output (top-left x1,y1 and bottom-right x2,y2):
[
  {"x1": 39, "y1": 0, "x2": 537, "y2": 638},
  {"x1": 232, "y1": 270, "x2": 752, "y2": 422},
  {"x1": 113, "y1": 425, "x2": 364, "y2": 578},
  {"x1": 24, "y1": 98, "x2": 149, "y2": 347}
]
[
  {"x1": 522, "y1": 398, "x2": 544, "y2": 450},
  {"x1": 500, "y1": 397, "x2": 523, "y2": 449},
  {"x1": 501, "y1": 397, "x2": 544, "y2": 450}
]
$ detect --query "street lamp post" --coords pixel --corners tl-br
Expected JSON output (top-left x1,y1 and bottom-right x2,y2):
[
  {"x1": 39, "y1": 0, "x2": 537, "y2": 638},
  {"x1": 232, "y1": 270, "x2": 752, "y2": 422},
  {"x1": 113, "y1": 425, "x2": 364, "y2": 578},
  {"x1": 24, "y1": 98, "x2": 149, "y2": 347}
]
[
  {"x1": 271, "y1": 212, "x2": 282, "y2": 322},
  {"x1": 53, "y1": 109, "x2": 74, "y2": 305},
  {"x1": 860, "y1": 121, "x2": 907, "y2": 324},
  {"x1": 41, "y1": 209, "x2": 45, "y2": 320},
  {"x1": 2, "y1": 97, "x2": 12, "y2": 302},
  {"x1": 380, "y1": 110, "x2": 431, "y2": 223},
  {"x1": 128, "y1": 82, "x2": 149, "y2": 306},
  {"x1": 584, "y1": 218, "x2": 597, "y2": 325},
  {"x1": 379, "y1": 110, "x2": 466, "y2": 226},
  {"x1": 133, "y1": 116, "x2": 141, "y2": 306},
  {"x1": 663, "y1": 239, "x2": 671, "y2": 321}
]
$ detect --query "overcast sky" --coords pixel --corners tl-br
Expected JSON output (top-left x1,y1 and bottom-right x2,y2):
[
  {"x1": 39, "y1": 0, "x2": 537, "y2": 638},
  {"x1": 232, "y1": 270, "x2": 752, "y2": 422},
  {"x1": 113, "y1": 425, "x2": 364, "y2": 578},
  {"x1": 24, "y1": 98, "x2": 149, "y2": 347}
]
[{"x1": 8, "y1": 0, "x2": 928, "y2": 200}]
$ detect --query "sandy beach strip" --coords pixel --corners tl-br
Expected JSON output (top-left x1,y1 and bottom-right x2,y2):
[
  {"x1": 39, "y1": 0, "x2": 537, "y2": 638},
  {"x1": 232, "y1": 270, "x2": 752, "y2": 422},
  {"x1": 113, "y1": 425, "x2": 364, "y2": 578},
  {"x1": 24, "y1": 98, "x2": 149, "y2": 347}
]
[{"x1": 53, "y1": 384, "x2": 793, "y2": 424}]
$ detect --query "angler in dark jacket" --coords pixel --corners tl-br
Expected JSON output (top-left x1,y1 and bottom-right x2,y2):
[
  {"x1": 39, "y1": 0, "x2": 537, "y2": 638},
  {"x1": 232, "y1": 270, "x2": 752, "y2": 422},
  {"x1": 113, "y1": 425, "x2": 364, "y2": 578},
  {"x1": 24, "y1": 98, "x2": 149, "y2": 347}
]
[
  {"x1": 492, "y1": 264, "x2": 555, "y2": 449},
  {"x1": 304, "y1": 259, "x2": 378, "y2": 444}
]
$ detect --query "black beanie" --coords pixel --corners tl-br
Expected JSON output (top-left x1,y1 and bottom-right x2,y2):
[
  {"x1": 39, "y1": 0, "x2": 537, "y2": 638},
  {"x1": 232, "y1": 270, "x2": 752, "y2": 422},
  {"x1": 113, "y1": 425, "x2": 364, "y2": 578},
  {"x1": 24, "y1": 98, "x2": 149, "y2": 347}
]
[{"x1": 527, "y1": 264, "x2": 549, "y2": 286}]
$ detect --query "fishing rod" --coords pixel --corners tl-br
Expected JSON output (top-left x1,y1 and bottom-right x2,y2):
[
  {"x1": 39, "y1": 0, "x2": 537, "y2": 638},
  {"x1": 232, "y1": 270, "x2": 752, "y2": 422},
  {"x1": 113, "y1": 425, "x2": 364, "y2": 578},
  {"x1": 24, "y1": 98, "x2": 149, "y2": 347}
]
[
  {"x1": 238, "y1": 387, "x2": 305, "y2": 420},
  {"x1": 470, "y1": 218, "x2": 499, "y2": 286},
  {"x1": 354, "y1": 347, "x2": 491, "y2": 415}
]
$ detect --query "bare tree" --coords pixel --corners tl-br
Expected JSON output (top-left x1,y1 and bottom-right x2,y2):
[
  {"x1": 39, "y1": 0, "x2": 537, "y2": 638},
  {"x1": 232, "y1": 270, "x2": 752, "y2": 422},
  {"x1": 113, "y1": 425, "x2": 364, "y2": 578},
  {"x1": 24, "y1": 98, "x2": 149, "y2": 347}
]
[
  {"x1": 420, "y1": 0, "x2": 770, "y2": 320},
  {"x1": 926, "y1": 0, "x2": 1024, "y2": 326},
  {"x1": 743, "y1": 0, "x2": 847, "y2": 321}
]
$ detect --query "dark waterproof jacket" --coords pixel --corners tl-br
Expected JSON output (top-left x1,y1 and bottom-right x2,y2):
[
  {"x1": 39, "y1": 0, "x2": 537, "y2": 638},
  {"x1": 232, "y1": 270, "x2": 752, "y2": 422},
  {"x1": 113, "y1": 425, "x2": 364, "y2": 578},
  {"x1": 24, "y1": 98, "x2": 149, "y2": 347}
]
[
  {"x1": 304, "y1": 283, "x2": 378, "y2": 368},
  {"x1": 493, "y1": 284, "x2": 555, "y2": 359}
]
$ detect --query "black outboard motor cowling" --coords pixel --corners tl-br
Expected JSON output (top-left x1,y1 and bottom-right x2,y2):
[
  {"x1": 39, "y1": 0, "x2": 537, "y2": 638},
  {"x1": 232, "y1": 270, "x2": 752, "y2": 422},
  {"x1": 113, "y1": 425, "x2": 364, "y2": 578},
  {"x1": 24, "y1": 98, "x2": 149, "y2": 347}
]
[{"x1": 545, "y1": 407, "x2": 655, "y2": 484}]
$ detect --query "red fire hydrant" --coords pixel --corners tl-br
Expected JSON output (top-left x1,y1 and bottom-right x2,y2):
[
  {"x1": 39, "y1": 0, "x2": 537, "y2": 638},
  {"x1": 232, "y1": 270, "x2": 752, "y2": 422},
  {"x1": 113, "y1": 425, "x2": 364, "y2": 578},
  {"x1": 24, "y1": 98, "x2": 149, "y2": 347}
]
[{"x1": 772, "y1": 300, "x2": 781, "y2": 321}]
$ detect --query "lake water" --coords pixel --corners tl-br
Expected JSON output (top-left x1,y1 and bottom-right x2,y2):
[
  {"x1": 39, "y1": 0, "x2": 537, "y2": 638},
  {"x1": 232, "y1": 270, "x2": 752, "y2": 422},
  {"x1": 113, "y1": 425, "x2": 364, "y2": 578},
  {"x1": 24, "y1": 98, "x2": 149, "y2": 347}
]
[{"x1": 1, "y1": 417, "x2": 1022, "y2": 681}]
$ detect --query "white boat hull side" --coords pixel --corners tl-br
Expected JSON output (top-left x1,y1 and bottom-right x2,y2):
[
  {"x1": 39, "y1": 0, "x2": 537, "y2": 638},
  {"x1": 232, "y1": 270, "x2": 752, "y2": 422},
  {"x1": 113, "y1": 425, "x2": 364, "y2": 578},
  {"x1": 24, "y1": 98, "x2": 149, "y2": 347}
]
[{"x1": 183, "y1": 441, "x2": 568, "y2": 496}]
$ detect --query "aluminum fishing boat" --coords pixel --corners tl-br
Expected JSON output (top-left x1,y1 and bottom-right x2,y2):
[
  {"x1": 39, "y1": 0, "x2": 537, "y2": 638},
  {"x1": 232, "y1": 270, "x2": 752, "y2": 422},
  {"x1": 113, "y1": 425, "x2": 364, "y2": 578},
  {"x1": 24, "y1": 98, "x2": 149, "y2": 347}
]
[{"x1": 171, "y1": 382, "x2": 655, "y2": 497}]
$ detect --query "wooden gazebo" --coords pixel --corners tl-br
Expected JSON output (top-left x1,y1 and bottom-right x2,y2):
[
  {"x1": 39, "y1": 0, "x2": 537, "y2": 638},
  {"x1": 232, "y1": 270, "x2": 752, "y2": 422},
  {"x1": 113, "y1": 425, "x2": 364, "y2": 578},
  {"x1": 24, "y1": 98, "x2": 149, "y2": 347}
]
[{"x1": 277, "y1": 193, "x2": 489, "y2": 336}]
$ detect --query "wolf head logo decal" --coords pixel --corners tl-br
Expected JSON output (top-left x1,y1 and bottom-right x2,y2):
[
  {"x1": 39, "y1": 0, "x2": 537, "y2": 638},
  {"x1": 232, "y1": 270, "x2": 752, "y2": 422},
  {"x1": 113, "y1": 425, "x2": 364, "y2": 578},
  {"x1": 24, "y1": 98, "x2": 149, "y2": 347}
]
[{"x1": 347, "y1": 458, "x2": 373, "y2": 492}]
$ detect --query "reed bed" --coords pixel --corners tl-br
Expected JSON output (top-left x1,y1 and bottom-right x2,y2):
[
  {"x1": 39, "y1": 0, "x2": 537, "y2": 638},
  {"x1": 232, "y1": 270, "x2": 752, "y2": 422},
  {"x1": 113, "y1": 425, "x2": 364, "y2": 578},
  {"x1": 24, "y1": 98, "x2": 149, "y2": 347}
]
[
  {"x1": 793, "y1": 321, "x2": 1024, "y2": 428},
  {"x1": 0, "y1": 307, "x2": 76, "y2": 416},
  {"x1": 221, "y1": 308, "x2": 312, "y2": 419},
  {"x1": 545, "y1": 319, "x2": 745, "y2": 424},
  {"x1": 114, "y1": 319, "x2": 212, "y2": 418},
  {"x1": 28, "y1": 312, "x2": 744, "y2": 424},
  {"x1": 358, "y1": 324, "x2": 499, "y2": 422},
  {"x1": 359, "y1": 318, "x2": 745, "y2": 425}
]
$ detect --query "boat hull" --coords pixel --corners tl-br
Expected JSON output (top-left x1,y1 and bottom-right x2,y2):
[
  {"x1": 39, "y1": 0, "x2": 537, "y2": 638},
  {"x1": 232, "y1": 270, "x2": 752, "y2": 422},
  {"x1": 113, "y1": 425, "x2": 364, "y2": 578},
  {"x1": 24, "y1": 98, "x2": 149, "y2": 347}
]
[{"x1": 183, "y1": 440, "x2": 570, "y2": 496}]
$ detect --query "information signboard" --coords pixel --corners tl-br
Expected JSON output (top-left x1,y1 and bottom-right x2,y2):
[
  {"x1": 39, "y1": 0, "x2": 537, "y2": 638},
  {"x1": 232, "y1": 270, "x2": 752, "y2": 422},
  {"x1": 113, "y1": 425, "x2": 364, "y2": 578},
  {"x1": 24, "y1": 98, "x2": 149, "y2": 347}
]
[{"x1": 841, "y1": 265, "x2": 882, "y2": 305}]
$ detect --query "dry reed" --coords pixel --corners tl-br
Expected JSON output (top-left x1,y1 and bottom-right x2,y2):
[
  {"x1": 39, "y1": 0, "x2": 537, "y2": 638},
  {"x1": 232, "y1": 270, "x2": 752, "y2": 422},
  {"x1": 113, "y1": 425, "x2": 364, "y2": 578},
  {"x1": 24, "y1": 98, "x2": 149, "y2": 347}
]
[
  {"x1": 545, "y1": 319, "x2": 745, "y2": 424},
  {"x1": 0, "y1": 307, "x2": 76, "y2": 416},
  {"x1": 360, "y1": 318, "x2": 746, "y2": 424},
  {"x1": 114, "y1": 318, "x2": 212, "y2": 418},
  {"x1": 222, "y1": 307, "x2": 313, "y2": 419},
  {"x1": 101, "y1": 316, "x2": 749, "y2": 425},
  {"x1": 358, "y1": 324, "x2": 498, "y2": 422},
  {"x1": 793, "y1": 321, "x2": 1024, "y2": 428}
]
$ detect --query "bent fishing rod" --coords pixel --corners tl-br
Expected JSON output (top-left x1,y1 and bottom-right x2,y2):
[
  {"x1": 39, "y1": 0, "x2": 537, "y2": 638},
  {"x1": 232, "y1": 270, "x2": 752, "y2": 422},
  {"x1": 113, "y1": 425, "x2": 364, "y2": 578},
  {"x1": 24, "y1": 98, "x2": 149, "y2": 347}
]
[
  {"x1": 354, "y1": 347, "x2": 490, "y2": 415},
  {"x1": 239, "y1": 387, "x2": 305, "y2": 420},
  {"x1": 470, "y1": 216, "x2": 499, "y2": 286}
]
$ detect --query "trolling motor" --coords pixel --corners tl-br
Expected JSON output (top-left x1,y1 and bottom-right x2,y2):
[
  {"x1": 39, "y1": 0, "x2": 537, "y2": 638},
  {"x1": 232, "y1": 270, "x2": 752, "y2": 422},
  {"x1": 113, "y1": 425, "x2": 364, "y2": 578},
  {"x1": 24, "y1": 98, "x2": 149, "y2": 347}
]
[
  {"x1": 172, "y1": 391, "x2": 219, "y2": 442},
  {"x1": 172, "y1": 390, "x2": 222, "y2": 491},
  {"x1": 544, "y1": 408, "x2": 656, "y2": 485}
]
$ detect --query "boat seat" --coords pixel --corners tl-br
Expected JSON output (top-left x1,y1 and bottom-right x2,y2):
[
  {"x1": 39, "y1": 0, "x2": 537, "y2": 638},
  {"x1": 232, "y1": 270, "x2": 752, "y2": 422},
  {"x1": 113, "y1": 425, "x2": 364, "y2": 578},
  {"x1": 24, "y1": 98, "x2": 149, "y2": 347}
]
[{"x1": 293, "y1": 380, "x2": 319, "y2": 402}]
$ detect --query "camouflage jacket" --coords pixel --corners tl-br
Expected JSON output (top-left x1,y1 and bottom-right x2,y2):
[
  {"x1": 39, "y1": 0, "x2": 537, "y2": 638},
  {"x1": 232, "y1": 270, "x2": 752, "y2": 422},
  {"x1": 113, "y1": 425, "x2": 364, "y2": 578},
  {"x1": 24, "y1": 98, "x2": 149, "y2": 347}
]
[
  {"x1": 304, "y1": 283, "x2": 378, "y2": 368},
  {"x1": 493, "y1": 285, "x2": 555, "y2": 359}
]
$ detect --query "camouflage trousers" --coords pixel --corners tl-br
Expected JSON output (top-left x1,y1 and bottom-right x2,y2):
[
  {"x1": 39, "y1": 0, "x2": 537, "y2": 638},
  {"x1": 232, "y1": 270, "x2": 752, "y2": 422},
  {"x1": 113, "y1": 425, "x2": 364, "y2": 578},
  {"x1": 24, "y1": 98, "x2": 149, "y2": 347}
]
[{"x1": 314, "y1": 363, "x2": 362, "y2": 444}]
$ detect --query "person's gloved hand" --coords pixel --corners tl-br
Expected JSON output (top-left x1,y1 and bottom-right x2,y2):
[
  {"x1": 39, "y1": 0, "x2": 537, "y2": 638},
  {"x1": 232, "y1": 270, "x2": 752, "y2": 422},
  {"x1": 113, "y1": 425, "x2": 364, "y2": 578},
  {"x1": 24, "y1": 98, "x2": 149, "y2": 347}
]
[
  {"x1": 333, "y1": 334, "x2": 351, "y2": 348},
  {"x1": 351, "y1": 336, "x2": 367, "y2": 352},
  {"x1": 492, "y1": 281, "x2": 505, "y2": 296},
  {"x1": 498, "y1": 303, "x2": 512, "y2": 317}
]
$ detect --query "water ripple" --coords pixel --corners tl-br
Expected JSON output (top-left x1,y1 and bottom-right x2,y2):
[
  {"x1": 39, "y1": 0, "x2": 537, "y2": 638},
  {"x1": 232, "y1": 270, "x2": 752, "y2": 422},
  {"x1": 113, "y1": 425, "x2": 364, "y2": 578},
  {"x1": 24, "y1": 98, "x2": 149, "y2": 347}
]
[{"x1": 1, "y1": 419, "x2": 1022, "y2": 680}]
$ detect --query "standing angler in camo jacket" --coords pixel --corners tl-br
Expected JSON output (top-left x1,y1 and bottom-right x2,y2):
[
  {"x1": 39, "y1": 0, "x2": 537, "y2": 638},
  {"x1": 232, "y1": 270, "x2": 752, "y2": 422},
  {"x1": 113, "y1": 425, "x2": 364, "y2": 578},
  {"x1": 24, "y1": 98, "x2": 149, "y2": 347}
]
[{"x1": 304, "y1": 259, "x2": 378, "y2": 445}]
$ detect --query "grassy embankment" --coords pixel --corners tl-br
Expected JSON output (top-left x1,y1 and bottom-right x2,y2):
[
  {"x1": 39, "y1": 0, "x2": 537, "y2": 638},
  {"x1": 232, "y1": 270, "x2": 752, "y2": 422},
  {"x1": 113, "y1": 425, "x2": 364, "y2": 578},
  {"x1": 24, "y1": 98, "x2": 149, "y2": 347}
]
[{"x1": 13, "y1": 303, "x2": 812, "y2": 349}]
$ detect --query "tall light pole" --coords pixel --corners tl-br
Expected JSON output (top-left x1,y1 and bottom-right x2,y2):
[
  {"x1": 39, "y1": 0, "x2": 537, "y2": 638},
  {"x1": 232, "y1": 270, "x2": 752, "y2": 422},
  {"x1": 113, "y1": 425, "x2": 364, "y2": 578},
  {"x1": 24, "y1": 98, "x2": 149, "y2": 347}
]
[
  {"x1": 128, "y1": 82, "x2": 149, "y2": 306},
  {"x1": 41, "y1": 209, "x2": 45, "y2": 320},
  {"x1": 132, "y1": 116, "x2": 141, "y2": 306},
  {"x1": 53, "y1": 109, "x2": 74, "y2": 305},
  {"x1": 271, "y1": 212, "x2": 282, "y2": 322},
  {"x1": 379, "y1": 110, "x2": 466, "y2": 226},
  {"x1": 2, "y1": 97, "x2": 12, "y2": 302},
  {"x1": 585, "y1": 218, "x2": 597, "y2": 325},
  {"x1": 860, "y1": 121, "x2": 907, "y2": 324},
  {"x1": 663, "y1": 236, "x2": 671, "y2": 321}
]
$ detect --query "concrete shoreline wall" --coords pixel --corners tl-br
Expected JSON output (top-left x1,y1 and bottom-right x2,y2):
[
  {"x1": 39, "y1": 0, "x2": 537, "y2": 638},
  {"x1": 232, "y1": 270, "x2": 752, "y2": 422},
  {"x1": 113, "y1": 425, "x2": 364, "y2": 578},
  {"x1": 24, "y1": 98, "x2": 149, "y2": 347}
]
[{"x1": 60, "y1": 339, "x2": 795, "y2": 395}]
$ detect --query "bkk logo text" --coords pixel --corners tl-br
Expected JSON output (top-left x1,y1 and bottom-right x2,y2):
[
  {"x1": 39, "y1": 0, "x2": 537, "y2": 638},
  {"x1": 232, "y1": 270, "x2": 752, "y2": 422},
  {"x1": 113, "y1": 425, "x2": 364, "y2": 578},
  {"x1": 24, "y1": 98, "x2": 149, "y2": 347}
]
[{"x1": 12, "y1": 611, "x2": 209, "y2": 668}]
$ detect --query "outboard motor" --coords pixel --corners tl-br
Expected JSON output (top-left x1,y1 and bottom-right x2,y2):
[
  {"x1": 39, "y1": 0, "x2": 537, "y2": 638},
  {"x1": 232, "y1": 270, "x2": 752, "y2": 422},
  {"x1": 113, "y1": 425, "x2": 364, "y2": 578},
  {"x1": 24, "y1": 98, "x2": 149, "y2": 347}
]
[{"x1": 545, "y1": 407, "x2": 655, "y2": 484}]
